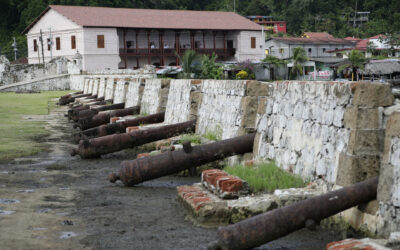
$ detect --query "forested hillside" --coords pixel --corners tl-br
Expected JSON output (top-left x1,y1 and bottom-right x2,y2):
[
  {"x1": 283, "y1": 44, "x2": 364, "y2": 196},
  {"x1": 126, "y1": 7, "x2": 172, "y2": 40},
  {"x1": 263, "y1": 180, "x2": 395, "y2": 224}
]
[{"x1": 1, "y1": 0, "x2": 399, "y2": 60}]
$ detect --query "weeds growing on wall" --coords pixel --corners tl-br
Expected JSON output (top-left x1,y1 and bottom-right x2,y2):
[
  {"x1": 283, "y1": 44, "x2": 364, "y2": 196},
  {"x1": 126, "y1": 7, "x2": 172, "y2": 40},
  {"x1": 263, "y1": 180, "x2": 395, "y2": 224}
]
[
  {"x1": 179, "y1": 133, "x2": 202, "y2": 144},
  {"x1": 203, "y1": 126, "x2": 222, "y2": 141},
  {"x1": 224, "y1": 162, "x2": 306, "y2": 193}
]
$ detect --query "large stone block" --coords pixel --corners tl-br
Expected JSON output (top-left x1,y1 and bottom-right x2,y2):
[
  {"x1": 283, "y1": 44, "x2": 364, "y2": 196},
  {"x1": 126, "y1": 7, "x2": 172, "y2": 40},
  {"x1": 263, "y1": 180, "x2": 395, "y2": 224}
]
[
  {"x1": 347, "y1": 129, "x2": 384, "y2": 156},
  {"x1": 240, "y1": 96, "x2": 258, "y2": 128},
  {"x1": 336, "y1": 153, "x2": 380, "y2": 186},
  {"x1": 245, "y1": 80, "x2": 269, "y2": 97},
  {"x1": 344, "y1": 107, "x2": 383, "y2": 130},
  {"x1": 377, "y1": 164, "x2": 394, "y2": 203},
  {"x1": 352, "y1": 83, "x2": 394, "y2": 107},
  {"x1": 386, "y1": 112, "x2": 400, "y2": 137}
]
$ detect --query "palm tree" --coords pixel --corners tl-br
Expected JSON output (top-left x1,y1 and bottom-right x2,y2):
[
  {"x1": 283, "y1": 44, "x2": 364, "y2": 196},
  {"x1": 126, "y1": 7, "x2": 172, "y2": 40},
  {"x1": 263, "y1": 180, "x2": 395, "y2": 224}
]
[
  {"x1": 339, "y1": 50, "x2": 366, "y2": 81},
  {"x1": 290, "y1": 47, "x2": 309, "y2": 79},
  {"x1": 176, "y1": 50, "x2": 200, "y2": 78}
]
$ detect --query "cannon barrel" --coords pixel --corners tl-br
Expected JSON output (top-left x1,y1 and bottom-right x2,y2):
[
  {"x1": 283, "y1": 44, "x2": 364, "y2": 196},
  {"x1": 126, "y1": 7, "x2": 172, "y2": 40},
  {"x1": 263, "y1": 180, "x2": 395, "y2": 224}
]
[
  {"x1": 72, "y1": 119, "x2": 196, "y2": 159},
  {"x1": 74, "y1": 106, "x2": 140, "y2": 130},
  {"x1": 59, "y1": 91, "x2": 83, "y2": 100},
  {"x1": 58, "y1": 93, "x2": 92, "y2": 105},
  {"x1": 71, "y1": 102, "x2": 126, "y2": 122},
  {"x1": 73, "y1": 112, "x2": 165, "y2": 143},
  {"x1": 108, "y1": 133, "x2": 256, "y2": 186},
  {"x1": 208, "y1": 176, "x2": 379, "y2": 250},
  {"x1": 66, "y1": 100, "x2": 106, "y2": 120}
]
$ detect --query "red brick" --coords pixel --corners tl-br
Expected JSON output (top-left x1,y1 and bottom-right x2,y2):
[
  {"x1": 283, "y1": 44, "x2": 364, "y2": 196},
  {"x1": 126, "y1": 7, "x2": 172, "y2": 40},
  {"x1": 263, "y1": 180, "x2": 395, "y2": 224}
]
[
  {"x1": 110, "y1": 117, "x2": 120, "y2": 123},
  {"x1": 218, "y1": 178, "x2": 243, "y2": 193},
  {"x1": 202, "y1": 169, "x2": 229, "y2": 187},
  {"x1": 326, "y1": 239, "x2": 378, "y2": 250},
  {"x1": 126, "y1": 126, "x2": 139, "y2": 133},
  {"x1": 136, "y1": 153, "x2": 150, "y2": 159}
]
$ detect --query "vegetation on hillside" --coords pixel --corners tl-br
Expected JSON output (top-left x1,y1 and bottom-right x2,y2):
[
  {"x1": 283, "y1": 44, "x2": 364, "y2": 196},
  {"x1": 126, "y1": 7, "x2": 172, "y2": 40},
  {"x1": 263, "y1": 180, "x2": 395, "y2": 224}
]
[{"x1": 1, "y1": 0, "x2": 399, "y2": 61}]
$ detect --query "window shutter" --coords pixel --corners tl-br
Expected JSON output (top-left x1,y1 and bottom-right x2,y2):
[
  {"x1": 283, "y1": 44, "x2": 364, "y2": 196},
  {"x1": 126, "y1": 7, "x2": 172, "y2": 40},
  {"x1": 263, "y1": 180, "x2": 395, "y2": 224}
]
[
  {"x1": 56, "y1": 37, "x2": 60, "y2": 50},
  {"x1": 251, "y1": 37, "x2": 256, "y2": 49},
  {"x1": 34, "y1": 39, "x2": 37, "y2": 52},
  {"x1": 71, "y1": 36, "x2": 76, "y2": 49},
  {"x1": 97, "y1": 35, "x2": 105, "y2": 48}
]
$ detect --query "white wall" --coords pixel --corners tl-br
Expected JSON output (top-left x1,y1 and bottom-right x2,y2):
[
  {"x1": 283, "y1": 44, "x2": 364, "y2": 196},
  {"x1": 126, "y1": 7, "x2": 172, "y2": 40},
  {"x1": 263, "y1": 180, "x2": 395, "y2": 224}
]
[
  {"x1": 235, "y1": 31, "x2": 264, "y2": 62},
  {"x1": 27, "y1": 9, "x2": 83, "y2": 64}
]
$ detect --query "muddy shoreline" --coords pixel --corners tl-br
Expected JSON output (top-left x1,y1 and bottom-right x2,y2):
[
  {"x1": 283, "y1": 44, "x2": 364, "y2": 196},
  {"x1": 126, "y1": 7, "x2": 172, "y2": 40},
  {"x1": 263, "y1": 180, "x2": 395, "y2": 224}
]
[{"x1": 0, "y1": 103, "x2": 356, "y2": 250}]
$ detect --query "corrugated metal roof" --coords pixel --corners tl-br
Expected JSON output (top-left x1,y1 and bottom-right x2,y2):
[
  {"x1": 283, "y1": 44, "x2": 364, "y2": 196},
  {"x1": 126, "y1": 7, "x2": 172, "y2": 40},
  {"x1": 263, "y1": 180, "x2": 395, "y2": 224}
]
[{"x1": 24, "y1": 5, "x2": 262, "y2": 33}]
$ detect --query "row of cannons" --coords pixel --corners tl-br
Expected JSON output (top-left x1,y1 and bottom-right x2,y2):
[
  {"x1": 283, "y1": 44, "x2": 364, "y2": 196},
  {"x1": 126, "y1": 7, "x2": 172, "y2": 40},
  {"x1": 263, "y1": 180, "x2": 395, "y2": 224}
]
[{"x1": 59, "y1": 89, "x2": 380, "y2": 250}]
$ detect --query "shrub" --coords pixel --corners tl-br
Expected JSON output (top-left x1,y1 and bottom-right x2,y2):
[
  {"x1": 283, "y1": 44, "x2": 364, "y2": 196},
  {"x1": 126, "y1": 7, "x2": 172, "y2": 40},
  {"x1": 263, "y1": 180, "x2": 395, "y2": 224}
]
[{"x1": 236, "y1": 70, "x2": 248, "y2": 80}]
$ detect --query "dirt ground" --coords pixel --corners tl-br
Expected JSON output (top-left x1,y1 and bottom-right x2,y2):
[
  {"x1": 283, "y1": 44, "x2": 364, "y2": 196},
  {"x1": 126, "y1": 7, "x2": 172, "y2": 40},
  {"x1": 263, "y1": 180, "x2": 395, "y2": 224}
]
[{"x1": 0, "y1": 102, "x2": 352, "y2": 250}]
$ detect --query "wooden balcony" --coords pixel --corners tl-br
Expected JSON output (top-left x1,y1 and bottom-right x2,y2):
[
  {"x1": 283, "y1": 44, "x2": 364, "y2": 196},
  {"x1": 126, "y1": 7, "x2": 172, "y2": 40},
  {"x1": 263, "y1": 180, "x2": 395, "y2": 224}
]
[{"x1": 119, "y1": 48, "x2": 236, "y2": 57}]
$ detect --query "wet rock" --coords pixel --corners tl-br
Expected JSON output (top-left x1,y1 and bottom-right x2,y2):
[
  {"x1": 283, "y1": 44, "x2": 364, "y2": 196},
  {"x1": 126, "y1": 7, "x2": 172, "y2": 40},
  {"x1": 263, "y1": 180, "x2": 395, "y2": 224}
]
[
  {"x1": 62, "y1": 220, "x2": 74, "y2": 226},
  {"x1": 0, "y1": 210, "x2": 16, "y2": 215},
  {"x1": 0, "y1": 199, "x2": 20, "y2": 204},
  {"x1": 59, "y1": 232, "x2": 78, "y2": 239},
  {"x1": 37, "y1": 208, "x2": 52, "y2": 214}
]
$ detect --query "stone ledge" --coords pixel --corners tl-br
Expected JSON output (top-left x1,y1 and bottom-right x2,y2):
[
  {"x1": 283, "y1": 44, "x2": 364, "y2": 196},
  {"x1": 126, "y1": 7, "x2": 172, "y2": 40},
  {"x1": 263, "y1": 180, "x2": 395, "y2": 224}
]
[{"x1": 177, "y1": 182, "x2": 323, "y2": 227}]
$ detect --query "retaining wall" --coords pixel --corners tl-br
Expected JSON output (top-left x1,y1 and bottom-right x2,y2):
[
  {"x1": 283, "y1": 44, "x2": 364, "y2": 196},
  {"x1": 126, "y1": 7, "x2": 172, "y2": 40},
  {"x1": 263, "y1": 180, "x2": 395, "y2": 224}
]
[
  {"x1": 0, "y1": 74, "x2": 70, "y2": 92},
  {"x1": 125, "y1": 78, "x2": 143, "y2": 108},
  {"x1": 140, "y1": 79, "x2": 170, "y2": 115}
]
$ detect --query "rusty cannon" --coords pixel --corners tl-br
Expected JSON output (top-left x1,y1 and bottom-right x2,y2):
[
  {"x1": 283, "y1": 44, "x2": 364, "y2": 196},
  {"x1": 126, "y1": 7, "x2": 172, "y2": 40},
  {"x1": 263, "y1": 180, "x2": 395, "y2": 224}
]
[
  {"x1": 59, "y1": 91, "x2": 83, "y2": 101},
  {"x1": 58, "y1": 93, "x2": 92, "y2": 105},
  {"x1": 71, "y1": 119, "x2": 196, "y2": 159},
  {"x1": 66, "y1": 98, "x2": 107, "y2": 120},
  {"x1": 207, "y1": 176, "x2": 379, "y2": 250},
  {"x1": 70, "y1": 102, "x2": 126, "y2": 122},
  {"x1": 73, "y1": 112, "x2": 165, "y2": 143},
  {"x1": 108, "y1": 133, "x2": 256, "y2": 186},
  {"x1": 74, "y1": 106, "x2": 140, "y2": 130}
]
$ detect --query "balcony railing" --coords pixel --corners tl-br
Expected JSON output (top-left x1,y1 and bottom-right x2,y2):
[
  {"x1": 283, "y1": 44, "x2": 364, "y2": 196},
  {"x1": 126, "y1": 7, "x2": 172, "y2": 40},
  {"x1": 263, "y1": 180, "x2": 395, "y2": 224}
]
[{"x1": 119, "y1": 48, "x2": 235, "y2": 57}]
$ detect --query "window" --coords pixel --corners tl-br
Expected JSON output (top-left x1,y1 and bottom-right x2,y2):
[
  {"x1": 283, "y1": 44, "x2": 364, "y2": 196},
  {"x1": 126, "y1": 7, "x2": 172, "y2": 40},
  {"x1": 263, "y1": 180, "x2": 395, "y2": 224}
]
[
  {"x1": 265, "y1": 49, "x2": 269, "y2": 55},
  {"x1": 56, "y1": 37, "x2": 60, "y2": 50},
  {"x1": 308, "y1": 48, "x2": 312, "y2": 53},
  {"x1": 280, "y1": 23, "x2": 284, "y2": 27},
  {"x1": 71, "y1": 35, "x2": 76, "y2": 49},
  {"x1": 323, "y1": 48, "x2": 326, "y2": 53},
  {"x1": 47, "y1": 38, "x2": 51, "y2": 51},
  {"x1": 279, "y1": 48, "x2": 284, "y2": 54},
  {"x1": 33, "y1": 39, "x2": 38, "y2": 52},
  {"x1": 97, "y1": 35, "x2": 105, "y2": 48},
  {"x1": 251, "y1": 37, "x2": 256, "y2": 49}
]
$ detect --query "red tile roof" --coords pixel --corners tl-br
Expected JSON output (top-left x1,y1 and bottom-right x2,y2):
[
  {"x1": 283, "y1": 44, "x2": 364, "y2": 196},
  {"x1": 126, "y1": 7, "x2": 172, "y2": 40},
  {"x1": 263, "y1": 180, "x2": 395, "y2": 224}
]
[
  {"x1": 269, "y1": 36, "x2": 353, "y2": 45},
  {"x1": 302, "y1": 32, "x2": 334, "y2": 39},
  {"x1": 344, "y1": 37, "x2": 362, "y2": 41},
  {"x1": 369, "y1": 34, "x2": 387, "y2": 39},
  {"x1": 24, "y1": 5, "x2": 262, "y2": 33},
  {"x1": 356, "y1": 39, "x2": 369, "y2": 50}
]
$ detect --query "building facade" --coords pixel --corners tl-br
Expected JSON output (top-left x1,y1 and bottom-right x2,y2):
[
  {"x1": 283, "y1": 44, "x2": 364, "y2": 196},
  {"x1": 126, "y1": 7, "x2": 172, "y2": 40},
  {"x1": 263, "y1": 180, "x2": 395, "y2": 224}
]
[
  {"x1": 24, "y1": 5, "x2": 264, "y2": 71},
  {"x1": 265, "y1": 35, "x2": 355, "y2": 60},
  {"x1": 247, "y1": 16, "x2": 286, "y2": 34}
]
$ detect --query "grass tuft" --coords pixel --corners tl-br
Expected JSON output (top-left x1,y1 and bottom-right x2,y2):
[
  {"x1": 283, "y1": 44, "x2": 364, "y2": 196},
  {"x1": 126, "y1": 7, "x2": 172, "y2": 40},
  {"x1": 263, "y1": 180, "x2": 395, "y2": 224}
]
[
  {"x1": 179, "y1": 133, "x2": 201, "y2": 144},
  {"x1": 203, "y1": 125, "x2": 222, "y2": 141},
  {"x1": 224, "y1": 162, "x2": 306, "y2": 193},
  {"x1": 0, "y1": 91, "x2": 71, "y2": 161}
]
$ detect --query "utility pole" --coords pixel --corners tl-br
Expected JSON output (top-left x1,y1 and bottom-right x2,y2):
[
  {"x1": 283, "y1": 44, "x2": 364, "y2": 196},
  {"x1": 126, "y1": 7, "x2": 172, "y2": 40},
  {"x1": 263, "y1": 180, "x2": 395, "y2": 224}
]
[
  {"x1": 353, "y1": 0, "x2": 358, "y2": 28},
  {"x1": 39, "y1": 29, "x2": 45, "y2": 71},
  {"x1": 11, "y1": 37, "x2": 18, "y2": 61},
  {"x1": 48, "y1": 28, "x2": 53, "y2": 60},
  {"x1": 233, "y1": 0, "x2": 236, "y2": 12}
]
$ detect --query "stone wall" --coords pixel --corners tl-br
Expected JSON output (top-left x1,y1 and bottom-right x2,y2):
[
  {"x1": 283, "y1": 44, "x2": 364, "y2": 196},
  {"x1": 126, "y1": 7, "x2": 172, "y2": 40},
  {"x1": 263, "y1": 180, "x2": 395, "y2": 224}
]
[
  {"x1": 113, "y1": 79, "x2": 128, "y2": 104},
  {"x1": 164, "y1": 79, "x2": 200, "y2": 124},
  {"x1": 254, "y1": 81, "x2": 393, "y2": 185},
  {"x1": 105, "y1": 78, "x2": 115, "y2": 100},
  {"x1": 196, "y1": 80, "x2": 267, "y2": 140},
  {"x1": 125, "y1": 78, "x2": 143, "y2": 108},
  {"x1": 140, "y1": 79, "x2": 170, "y2": 115},
  {"x1": 0, "y1": 74, "x2": 70, "y2": 92},
  {"x1": 378, "y1": 111, "x2": 400, "y2": 236},
  {"x1": 97, "y1": 78, "x2": 106, "y2": 98}
]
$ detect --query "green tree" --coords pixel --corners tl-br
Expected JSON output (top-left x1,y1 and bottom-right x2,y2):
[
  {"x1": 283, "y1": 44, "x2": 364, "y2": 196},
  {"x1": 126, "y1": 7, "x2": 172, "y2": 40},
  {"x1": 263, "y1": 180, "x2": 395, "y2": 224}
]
[
  {"x1": 176, "y1": 49, "x2": 200, "y2": 78},
  {"x1": 289, "y1": 47, "x2": 308, "y2": 79},
  {"x1": 200, "y1": 53, "x2": 224, "y2": 79},
  {"x1": 339, "y1": 50, "x2": 366, "y2": 81}
]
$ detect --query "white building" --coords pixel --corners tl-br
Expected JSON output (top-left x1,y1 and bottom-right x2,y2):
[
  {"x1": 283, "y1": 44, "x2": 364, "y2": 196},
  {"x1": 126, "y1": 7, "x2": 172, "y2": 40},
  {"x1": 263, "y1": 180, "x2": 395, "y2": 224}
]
[{"x1": 24, "y1": 5, "x2": 264, "y2": 71}]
